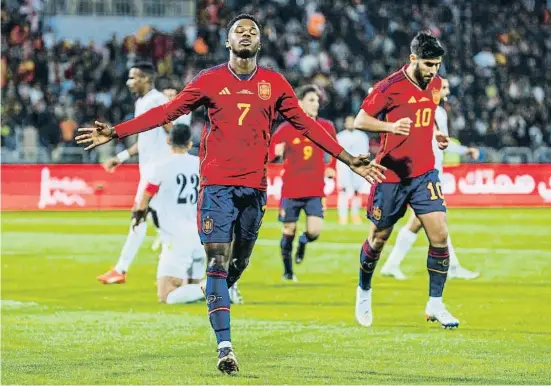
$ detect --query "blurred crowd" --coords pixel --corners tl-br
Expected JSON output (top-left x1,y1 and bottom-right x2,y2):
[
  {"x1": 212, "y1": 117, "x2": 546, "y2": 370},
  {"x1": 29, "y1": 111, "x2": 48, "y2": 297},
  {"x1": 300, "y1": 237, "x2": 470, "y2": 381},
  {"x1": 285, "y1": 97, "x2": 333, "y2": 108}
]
[{"x1": 1, "y1": 0, "x2": 550, "y2": 163}]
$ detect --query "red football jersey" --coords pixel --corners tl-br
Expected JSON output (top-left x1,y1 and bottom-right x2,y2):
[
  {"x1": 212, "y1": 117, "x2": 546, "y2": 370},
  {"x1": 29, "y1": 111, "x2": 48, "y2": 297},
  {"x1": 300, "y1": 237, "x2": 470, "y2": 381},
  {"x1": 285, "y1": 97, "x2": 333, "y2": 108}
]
[
  {"x1": 115, "y1": 63, "x2": 343, "y2": 191},
  {"x1": 271, "y1": 118, "x2": 336, "y2": 199},
  {"x1": 361, "y1": 65, "x2": 442, "y2": 182}
]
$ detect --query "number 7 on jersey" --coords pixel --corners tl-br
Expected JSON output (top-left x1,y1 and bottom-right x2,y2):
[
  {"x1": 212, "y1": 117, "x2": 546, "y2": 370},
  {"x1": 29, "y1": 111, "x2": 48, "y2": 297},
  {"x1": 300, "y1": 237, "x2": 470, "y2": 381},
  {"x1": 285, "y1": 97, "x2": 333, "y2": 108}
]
[{"x1": 237, "y1": 103, "x2": 251, "y2": 126}]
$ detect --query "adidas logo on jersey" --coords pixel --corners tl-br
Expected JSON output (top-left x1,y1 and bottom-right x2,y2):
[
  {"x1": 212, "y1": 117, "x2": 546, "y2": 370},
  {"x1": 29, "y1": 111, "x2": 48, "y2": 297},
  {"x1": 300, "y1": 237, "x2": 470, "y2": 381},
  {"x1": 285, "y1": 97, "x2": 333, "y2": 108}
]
[
  {"x1": 237, "y1": 89, "x2": 254, "y2": 95},
  {"x1": 408, "y1": 96, "x2": 417, "y2": 104},
  {"x1": 219, "y1": 87, "x2": 231, "y2": 95}
]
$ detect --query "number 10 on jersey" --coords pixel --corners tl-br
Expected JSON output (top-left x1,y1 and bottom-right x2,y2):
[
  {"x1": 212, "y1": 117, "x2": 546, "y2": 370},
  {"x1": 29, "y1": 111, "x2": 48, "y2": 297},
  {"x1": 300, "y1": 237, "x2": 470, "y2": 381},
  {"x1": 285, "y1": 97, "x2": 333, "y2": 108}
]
[{"x1": 415, "y1": 108, "x2": 432, "y2": 128}]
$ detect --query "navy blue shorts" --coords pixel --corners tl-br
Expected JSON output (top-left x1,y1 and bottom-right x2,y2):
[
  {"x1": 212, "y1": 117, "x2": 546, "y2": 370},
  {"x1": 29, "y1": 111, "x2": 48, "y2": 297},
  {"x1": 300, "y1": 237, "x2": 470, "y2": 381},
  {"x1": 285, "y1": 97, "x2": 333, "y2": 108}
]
[
  {"x1": 367, "y1": 169, "x2": 446, "y2": 229},
  {"x1": 278, "y1": 197, "x2": 324, "y2": 223},
  {"x1": 197, "y1": 185, "x2": 267, "y2": 244}
]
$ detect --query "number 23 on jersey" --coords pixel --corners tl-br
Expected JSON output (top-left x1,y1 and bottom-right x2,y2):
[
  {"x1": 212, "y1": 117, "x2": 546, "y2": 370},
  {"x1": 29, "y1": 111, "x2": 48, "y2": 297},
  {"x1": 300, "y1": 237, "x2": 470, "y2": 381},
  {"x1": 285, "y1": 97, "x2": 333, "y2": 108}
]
[{"x1": 176, "y1": 173, "x2": 199, "y2": 204}]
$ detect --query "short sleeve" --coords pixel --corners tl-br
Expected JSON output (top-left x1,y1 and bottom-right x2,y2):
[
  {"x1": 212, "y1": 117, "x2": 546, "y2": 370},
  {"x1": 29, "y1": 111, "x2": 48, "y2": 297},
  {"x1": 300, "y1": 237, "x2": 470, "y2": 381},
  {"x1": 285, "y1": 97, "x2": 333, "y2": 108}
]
[{"x1": 360, "y1": 88, "x2": 391, "y2": 117}]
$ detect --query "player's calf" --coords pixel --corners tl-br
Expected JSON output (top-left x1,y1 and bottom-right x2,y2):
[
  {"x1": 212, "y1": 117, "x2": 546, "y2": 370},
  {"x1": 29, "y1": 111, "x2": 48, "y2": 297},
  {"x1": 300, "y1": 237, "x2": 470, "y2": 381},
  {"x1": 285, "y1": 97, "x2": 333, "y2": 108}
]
[
  {"x1": 295, "y1": 231, "x2": 318, "y2": 265},
  {"x1": 204, "y1": 243, "x2": 233, "y2": 358},
  {"x1": 157, "y1": 277, "x2": 181, "y2": 303},
  {"x1": 226, "y1": 238, "x2": 256, "y2": 289},
  {"x1": 280, "y1": 233, "x2": 295, "y2": 278}
]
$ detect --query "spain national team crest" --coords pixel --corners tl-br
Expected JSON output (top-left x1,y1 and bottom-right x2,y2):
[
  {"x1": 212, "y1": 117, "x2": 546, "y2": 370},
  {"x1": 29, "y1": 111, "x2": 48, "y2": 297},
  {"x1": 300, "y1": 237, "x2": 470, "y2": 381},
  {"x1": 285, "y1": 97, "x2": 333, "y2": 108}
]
[
  {"x1": 372, "y1": 207, "x2": 382, "y2": 221},
  {"x1": 202, "y1": 216, "x2": 214, "y2": 234},
  {"x1": 432, "y1": 88, "x2": 441, "y2": 104},
  {"x1": 258, "y1": 81, "x2": 271, "y2": 100}
]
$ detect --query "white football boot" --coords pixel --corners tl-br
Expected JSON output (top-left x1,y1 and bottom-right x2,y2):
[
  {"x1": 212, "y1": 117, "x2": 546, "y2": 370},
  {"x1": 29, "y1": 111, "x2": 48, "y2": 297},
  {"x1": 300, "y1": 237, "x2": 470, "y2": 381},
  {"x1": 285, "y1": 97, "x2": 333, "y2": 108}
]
[
  {"x1": 380, "y1": 264, "x2": 407, "y2": 280},
  {"x1": 425, "y1": 301, "x2": 459, "y2": 329},
  {"x1": 355, "y1": 287, "x2": 373, "y2": 327},
  {"x1": 448, "y1": 265, "x2": 479, "y2": 280}
]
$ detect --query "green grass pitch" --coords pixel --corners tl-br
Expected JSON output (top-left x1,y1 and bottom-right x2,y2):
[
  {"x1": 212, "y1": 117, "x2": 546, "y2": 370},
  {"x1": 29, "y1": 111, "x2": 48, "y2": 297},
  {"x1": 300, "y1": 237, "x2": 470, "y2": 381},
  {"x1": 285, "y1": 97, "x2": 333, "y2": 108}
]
[{"x1": 2, "y1": 208, "x2": 551, "y2": 384}]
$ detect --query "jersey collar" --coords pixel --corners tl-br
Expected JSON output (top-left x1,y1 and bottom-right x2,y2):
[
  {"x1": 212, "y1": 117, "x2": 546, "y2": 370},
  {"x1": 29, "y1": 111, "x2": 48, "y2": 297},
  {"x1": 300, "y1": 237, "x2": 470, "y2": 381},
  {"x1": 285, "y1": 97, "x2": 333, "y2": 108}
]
[
  {"x1": 401, "y1": 64, "x2": 436, "y2": 91},
  {"x1": 227, "y1": 62, "x2": 258, "y2": 81}
]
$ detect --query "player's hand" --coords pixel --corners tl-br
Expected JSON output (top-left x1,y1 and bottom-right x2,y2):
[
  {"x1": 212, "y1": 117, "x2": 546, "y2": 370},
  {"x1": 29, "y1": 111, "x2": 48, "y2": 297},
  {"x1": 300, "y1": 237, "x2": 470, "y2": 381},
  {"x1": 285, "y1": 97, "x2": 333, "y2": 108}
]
[
  {"x1": 466, "y1": 147, "x2": 480, "y2": 160},
  {"x1": 435, "y1": 130, "x2": 449, "y2": 150},
  {"x1": 324, "y1": 167, "x2": 336, "y2": 179},
  {"x1": 75, "y1": 121, "x2": 116, "y2": 150},
  {"x1": 102, "y1": 157, "x2": 121, "y2": 173},
  {"x1": 390, "y1": 118, "x2": 412, "y2": 136},
  {"x1": 349, "y1": 154, "x2": 386, "y2": 184},
  {"x1": 131, "y1": 209, "x2": 148, "y2": 231}
]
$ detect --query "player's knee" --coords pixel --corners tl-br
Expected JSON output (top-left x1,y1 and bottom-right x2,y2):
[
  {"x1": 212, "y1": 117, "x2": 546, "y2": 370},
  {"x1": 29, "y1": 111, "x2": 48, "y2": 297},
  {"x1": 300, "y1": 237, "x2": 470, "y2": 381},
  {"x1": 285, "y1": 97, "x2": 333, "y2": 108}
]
[
  {"x1": 428, "y1": 228, "x2": 448, "y2": 247},
  {"x1": 305, "y1": 231, "x2": 320, "y2": 241},
  {"x1": 283, "y1": 223, "x2": 297, "y2": 236},
  {"x1": 233, "y1": 256, "x2": 250, "y2": 271},
  {"x1": 205, "y1": 244, "x2": 230, "y2": 270},
  {"x1": 407, "y1": 217, "x2": 423, "y2": 233},
  {"x1": 370, "y1": 229, "x2": 392, "y2": 250},
  {"x1": 207, "y1": 254, "x2": 230, "y2": 270}
]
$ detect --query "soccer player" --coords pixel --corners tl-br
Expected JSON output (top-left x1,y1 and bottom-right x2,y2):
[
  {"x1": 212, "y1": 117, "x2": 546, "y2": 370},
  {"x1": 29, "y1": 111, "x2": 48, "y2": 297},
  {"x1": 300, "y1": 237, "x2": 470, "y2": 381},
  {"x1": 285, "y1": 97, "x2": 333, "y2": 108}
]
[
  {"x1": 270, "y1": 84, "x2": 336, "y2": 281},
  {"x1": 336, "y1": 115, "x2": 370, "y2": 225},
  {"x1": 76, "y1": 14, "x2": 386, "y2": 374},
  {"x1": 353, "y1": 32, "x2": 460, "y2": 329},
  {"x1": 381, "y1": 78, "x2": 480, "y2": 280},
  {"x1": 132, "y1": 124, "x2": 205, "y2": 304},
  {"x1": 97, "y1": 62, "x2": 180, "y2": 284}
]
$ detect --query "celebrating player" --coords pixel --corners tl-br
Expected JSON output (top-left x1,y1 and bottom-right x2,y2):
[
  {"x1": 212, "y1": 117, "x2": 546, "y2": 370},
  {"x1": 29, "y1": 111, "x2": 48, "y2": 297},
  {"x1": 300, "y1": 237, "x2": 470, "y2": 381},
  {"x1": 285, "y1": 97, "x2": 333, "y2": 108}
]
[
  {"x1": 270, "y1": 84, "x2": 336, "y2": 282},
  {"x1": 336, "y1": 115, "x2": 370, "y2": 225},
  {"x1": 97, "y1": 62, "x2": 189, "y2": 284},
  {"x1": 76, "y1": 14, "x2": 386, "y2": 374},
  {"x1": 133, "y1": 124, "x2": 205, "y2": 304},
  {"x1": 352, "y1": 32, "x2": 460, "y2": 329},
  {"x1": 381, "y1": 78, "x2": 480, "y2": 280}
]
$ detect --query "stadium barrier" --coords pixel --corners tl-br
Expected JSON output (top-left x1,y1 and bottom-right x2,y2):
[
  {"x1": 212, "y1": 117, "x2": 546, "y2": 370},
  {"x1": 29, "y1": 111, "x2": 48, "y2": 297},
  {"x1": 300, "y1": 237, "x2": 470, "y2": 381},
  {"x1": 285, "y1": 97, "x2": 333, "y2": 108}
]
[{"x1": 1, "y1": 164, "x2": 551, "y2": 211}]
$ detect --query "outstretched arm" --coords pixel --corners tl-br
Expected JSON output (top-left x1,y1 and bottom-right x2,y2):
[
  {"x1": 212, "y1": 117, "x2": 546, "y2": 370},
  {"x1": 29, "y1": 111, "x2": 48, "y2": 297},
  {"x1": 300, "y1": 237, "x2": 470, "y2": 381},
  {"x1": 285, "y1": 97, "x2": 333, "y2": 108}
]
[
  {"x1": 76, "y1": 74, "x2": 208, "y2": 149},
  {"x1": 115, "y1": 79, "x2": 206, "y2": 138}
]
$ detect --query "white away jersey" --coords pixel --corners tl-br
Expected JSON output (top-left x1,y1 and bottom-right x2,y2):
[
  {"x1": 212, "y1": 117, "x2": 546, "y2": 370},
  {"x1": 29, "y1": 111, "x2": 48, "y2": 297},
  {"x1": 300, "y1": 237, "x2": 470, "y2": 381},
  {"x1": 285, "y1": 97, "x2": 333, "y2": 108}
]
[
  {"x1": 337, "y1": 129, "x2": 370, "y2": 158},
  {"x1": 135, "y1": 89, "x2": 171, "y2": 174},
  {"x1": 433, "y1": 105, "x2": 467, "y2": 172},
  {"x1": 147, "y1": 153, "x2": 200, "y2": 241}
]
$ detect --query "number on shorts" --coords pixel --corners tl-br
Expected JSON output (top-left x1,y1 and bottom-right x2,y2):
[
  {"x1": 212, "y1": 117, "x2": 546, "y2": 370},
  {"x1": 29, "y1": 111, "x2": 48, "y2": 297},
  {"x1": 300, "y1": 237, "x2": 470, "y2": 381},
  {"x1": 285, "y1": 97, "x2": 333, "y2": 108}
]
[
  {"x1": 176, "y1": 173, "x2": 199, "y2": 204},
  {"x1": 427, "y1": 181, "x2": 444, "y2": 200},
  {"x1": 303, "y1": 145, "x2": 313, "y2": 160}
]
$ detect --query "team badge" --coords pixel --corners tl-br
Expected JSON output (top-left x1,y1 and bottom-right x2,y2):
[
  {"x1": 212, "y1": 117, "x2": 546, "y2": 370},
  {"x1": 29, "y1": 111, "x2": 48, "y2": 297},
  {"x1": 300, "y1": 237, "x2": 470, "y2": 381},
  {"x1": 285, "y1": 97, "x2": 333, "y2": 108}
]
[
  {"x1": 372, "y1": 207, "x2": 382, "y2": 221},
  {"x1": 432, "y1": 88, "x2": 440, "y2": 104},
  {"x1": 258, "y1": 81, "x2": 271, "y2": 100},
  {"x1": 202, "y1": 216, "x2": 214, "y2": 234}
]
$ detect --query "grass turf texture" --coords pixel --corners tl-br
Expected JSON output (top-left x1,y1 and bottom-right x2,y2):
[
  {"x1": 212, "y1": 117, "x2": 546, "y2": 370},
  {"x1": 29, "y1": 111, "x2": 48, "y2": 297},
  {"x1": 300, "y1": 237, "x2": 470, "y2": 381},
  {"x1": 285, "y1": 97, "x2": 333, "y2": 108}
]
[{"x1": 2, "y1": 209, "x2": 551, "y2": 384}]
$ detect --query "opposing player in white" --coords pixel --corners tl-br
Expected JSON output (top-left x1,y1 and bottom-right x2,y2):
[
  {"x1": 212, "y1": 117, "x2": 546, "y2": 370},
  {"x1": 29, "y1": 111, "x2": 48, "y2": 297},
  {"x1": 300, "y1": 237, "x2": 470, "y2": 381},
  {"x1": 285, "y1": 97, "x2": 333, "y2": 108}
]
[
  {"x1": 97, "y1": 63, "x2": 190, "y2": 284},
  {"x1": 336, "y1": 115, "x2": 370, "y2": 225},
  {"x1": 381, "y1": 78, "x2": 480, "y2": 280},
  {"x1": 132, "y1": 124, "x2": 205, "y2": 304},
  {"x1": 146, "y1": 87, "x2": 195, "y2": 253}
]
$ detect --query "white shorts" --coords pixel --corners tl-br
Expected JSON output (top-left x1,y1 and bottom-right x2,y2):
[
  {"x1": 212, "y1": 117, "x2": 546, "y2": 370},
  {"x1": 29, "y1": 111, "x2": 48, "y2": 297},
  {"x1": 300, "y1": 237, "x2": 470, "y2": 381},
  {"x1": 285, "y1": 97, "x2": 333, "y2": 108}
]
[{"x1": 156, "y1": 240, "x2": 206, "y2": 281}]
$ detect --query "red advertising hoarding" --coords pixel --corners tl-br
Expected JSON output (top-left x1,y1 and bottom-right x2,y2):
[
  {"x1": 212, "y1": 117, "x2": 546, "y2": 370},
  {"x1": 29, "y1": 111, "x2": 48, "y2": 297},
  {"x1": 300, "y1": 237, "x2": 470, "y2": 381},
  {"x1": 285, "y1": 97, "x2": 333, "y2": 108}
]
[{"x1": 1, "y1": 164, "x2": 550, "y2": 211}]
